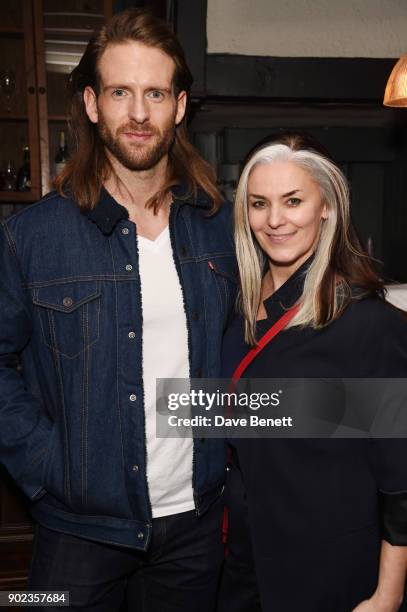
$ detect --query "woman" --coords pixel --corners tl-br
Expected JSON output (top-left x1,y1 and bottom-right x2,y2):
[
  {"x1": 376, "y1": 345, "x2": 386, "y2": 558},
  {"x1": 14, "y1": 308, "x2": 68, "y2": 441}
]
[{"x1": 218, "y1": 133, "x2": 407, "y2": 612}]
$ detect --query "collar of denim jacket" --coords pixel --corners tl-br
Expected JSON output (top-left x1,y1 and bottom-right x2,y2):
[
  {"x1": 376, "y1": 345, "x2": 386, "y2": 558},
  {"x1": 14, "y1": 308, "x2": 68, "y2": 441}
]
[
  {"x1": 171, "y1": 184, "x2": 213, "y2": 210},
  {"x1": 85, "y1": 187, "x2": 128, "y2": 235},
  {"x1": 86, "y1": 184, "x2": 214, "y2": 235}
]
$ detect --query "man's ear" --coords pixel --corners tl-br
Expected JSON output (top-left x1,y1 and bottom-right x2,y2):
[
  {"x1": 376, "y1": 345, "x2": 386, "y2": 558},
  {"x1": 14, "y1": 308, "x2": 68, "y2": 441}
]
[
  {"x1": 175, "y1": 90, "x2": 187, "y2": 126},
  {"x1": 83, "y1": 86, "x2": 98, "y2": 124}
]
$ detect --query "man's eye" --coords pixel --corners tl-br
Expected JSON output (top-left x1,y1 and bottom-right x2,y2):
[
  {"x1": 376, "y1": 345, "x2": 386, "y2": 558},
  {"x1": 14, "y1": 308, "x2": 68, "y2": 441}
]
[
  {"x1": 112, "y1": 89, "x2": 126, "y2": 98},
  {"x1": 147, "y1": 90, "x2": 164, "y2": 100},
  {"x1": 287, "y1": 197, "x2": 301, "y2": 206}
]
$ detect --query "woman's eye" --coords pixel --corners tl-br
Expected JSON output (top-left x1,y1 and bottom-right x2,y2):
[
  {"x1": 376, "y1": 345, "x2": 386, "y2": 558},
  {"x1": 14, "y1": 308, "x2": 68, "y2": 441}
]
[
  {"x1": 287, "y1": 197, "x2": 301, "y2": 206},
  {"x1": 251, "y1": 200, "x2": 266, "y2": 209}
]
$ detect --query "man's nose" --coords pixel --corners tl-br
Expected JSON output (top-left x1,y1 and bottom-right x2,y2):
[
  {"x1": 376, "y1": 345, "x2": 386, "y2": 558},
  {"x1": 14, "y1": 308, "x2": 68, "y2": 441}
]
[{"x1": 128, "y1": 92, "x2": 149, "y2": 124}]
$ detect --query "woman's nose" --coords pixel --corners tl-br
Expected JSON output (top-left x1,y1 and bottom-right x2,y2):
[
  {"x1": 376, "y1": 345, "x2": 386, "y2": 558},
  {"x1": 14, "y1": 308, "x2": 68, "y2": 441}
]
[{"x1": 267, "y1": 204, "x2": 285, "y2": 228}]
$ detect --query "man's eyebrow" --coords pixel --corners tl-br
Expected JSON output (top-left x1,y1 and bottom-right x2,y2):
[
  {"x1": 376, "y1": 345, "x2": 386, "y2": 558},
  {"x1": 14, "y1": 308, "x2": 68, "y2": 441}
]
[
  {"x1": 146, "y1": 86, "x2": 172, "y2": 93},
  {"x1": 102, "y1": 84, "x2": 125, "y2": 92},
  {"x1": 102, "y1": 85, "x2": 172, "y2": 93}
]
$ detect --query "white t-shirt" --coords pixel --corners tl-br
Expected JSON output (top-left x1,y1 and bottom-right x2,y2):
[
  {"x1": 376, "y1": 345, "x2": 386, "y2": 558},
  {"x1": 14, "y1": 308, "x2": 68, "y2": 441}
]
[{"x1": 138, "y1": 226, "x2": 194, "y2": 518}]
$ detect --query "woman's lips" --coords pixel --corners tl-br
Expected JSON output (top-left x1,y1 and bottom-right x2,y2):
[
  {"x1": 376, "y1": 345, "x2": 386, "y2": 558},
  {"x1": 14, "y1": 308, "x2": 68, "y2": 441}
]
[{"x1": 267, "y1": 232, "x2": 296, "y2": 244}]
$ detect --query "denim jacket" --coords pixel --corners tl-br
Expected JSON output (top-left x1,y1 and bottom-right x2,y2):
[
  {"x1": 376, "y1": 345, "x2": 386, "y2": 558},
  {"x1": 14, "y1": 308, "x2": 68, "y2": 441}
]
[{"x1": 0, "y1": 185, "x2": 237, "y2": 550}]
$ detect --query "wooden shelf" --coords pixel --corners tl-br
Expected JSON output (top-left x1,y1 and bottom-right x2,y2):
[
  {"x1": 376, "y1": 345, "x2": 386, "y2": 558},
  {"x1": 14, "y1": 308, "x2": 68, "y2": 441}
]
[
  {"x1": 0, "y1": 191, "x2": 38, "y2": 203},
  {"x1": 48, "y1": 114, "x2": 68, "y2": 122},
  {"x1": 0, "y1": 114, "x2": 28, "y2": 122},
  {"x1": 0, "y1": 28, "x2": 24, "y2": 36}
]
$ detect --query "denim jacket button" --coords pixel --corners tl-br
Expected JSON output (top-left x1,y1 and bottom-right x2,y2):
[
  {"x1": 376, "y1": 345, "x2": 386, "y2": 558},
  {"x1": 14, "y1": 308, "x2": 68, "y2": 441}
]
[
  {"x1": 125, "y1": 264, "x2": 133, "y2": 271},
  {"x1": 128, "y1": 331, "x2": 136, "y2": 339},
  {"x1": 63, "y1": 297, "x2": 73, "y2": 307},
  {"x1": 132, "y1": 465, "x2": 139, "y2": 472},
  {"x1": 130, "y1": 394, "x2": 137, "y2": 402},
  {"x1": 122, "y1": 228, "x2": 129, "y2": 235},
  {"x1": 137, "y1": 531, "x2": 144, "y2": 540}
]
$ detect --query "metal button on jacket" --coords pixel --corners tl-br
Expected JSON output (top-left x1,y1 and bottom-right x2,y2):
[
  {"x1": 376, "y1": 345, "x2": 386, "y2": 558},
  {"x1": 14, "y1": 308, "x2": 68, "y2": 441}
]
[
  {"x1": 128, "y1": 331, "x2": 136, "y2": 339},
  {"x1": 125, "y1": 264, "x2": 133, "y2": 271},
  {"x1": 122, "y1": 228, "x2": 129, "y2": 235},
  {"x1": 130, "y1": 394, "x2": 137, "y2": 402}
]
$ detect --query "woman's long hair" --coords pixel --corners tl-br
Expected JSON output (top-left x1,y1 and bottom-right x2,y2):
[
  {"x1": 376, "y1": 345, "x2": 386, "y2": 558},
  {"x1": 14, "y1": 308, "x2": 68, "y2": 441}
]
[
  {"x1": 55, "y1": 9, "x2": 222, "y2": 213},
  {"x1": 234, "y1": 133, "x2": 384, "y2": 345}
]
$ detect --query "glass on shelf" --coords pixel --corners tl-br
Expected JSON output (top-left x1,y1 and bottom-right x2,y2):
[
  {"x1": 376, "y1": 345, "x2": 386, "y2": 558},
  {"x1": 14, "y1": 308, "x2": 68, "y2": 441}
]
[
  {"x1": 0, "y1": 70, "x2": 16, "y2": 113},
  {"x1": 1, "y1": 160, "x2": 16, "y2": 191},
  {"x1": 0, "y1": 34, "x2": 27, "y2": 117},
  {"x1": 0, "y1": 121, "x2": 30, "y2": 183}
]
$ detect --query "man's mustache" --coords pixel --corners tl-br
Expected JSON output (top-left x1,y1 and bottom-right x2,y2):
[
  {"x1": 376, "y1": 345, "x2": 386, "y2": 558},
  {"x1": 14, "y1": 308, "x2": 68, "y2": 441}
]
[{"x1": 117, "y1": 123, "x2": 158, "y2": 135}]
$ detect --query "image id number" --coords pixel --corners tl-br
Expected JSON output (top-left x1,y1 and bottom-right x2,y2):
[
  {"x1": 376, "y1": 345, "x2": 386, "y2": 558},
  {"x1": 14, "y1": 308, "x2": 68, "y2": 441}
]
[{"x1": 0, "y1": 591, "x2": 69, "y2": 607}]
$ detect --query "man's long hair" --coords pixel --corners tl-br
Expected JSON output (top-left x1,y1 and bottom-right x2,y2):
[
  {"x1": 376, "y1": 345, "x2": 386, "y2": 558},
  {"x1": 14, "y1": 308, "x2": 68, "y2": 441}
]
[{"x1": 55, "y1": 9, "x2": 222, "y2": 212}]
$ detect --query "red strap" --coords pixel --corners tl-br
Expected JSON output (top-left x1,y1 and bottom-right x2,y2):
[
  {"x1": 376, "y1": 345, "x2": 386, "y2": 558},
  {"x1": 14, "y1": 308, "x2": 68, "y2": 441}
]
[
  {"x1": 231, "y1": 304, "x2": 300, "y2": 384},
  {"x1": 222, "y1": 506, "x2": 229, "y2": 547}
]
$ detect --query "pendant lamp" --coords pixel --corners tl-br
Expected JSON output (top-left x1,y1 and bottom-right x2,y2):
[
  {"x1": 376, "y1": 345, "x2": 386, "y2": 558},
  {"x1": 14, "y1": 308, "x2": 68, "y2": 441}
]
[{"x1": 384, "y1": 53, "x2": 407, "y2": 107}]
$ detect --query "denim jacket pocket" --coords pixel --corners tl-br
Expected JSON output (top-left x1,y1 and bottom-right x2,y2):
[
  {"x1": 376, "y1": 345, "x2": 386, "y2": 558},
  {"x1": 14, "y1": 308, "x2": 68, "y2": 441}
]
[{"x1": 32, "y1": 281, "x2": 101, "y2": 359}]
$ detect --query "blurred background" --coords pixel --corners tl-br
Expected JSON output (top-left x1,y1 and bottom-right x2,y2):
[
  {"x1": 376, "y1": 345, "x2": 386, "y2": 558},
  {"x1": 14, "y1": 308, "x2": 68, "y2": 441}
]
[{"x1": 0, "y1": 0, "x2": 407, "y2": 594}]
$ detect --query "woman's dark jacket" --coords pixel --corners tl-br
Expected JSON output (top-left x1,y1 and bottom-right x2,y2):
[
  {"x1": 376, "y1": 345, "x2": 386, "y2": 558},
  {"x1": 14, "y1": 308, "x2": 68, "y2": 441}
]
[{"x1": 220, "y1": 262, "x2": 407, "y2": 611}]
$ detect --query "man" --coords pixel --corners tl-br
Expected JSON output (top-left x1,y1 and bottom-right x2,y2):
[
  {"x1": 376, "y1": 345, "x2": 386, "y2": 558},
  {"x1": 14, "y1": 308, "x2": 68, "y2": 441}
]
[{"x1": 0, "y1": 9, "x2": 237, "y2": 611}]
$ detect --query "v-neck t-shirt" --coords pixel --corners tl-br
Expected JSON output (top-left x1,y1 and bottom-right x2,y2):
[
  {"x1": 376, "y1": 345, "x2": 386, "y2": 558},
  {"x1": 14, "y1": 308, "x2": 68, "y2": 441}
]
[{"x1": 138, "y1": 226, "x2": 194, "y2": 518}]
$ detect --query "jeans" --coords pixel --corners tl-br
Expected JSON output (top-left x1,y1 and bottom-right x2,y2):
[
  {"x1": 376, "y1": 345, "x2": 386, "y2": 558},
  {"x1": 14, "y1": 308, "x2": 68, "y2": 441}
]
[{"x1": 28, "y1": 498, "x2": 224, "y2": 612}]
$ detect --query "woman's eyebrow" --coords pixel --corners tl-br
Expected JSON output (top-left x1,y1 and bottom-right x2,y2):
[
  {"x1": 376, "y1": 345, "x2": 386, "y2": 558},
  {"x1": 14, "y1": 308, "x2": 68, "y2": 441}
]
[
  {"x1": 282, "y1": 189, "x2": 302, "y2": 197},
  {"x1": 248, "y1": 189, "x2": 303, "y2": 199},
  {"x1": 248, "y1": 193, "x2": 267, "y2": 199}
]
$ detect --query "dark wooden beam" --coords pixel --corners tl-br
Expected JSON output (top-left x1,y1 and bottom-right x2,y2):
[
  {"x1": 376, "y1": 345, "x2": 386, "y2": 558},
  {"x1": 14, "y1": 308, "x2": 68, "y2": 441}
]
[
  {"x1": 206, "y1": 55, "x2": 397, "y2": 102},
  {"x1": 113, "y1": 0, "x2": 168, "y2": 20},
  {"x1": 174, "y1": 0, "x2": 207, "y2": 96}
]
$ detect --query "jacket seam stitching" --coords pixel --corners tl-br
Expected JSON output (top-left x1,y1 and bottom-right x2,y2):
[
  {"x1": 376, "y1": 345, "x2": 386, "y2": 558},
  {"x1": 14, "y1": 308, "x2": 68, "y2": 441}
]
[
  {"x1": 2, "y1": 222, "x2": 29, "y2": 288},
  {"x1": 48, "y1": 310, "x2": 71, "y2": 503}
]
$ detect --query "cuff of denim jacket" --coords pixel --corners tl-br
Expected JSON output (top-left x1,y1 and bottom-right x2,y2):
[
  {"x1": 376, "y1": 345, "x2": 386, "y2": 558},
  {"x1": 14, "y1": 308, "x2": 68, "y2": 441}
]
[{"x1": 379, "y1": 490, "x2": 407, "y2": 545}]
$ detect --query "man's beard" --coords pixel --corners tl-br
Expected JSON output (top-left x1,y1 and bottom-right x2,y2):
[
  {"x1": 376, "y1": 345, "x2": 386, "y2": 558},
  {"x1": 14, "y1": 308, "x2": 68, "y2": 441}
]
[{"x1": 97, "y1": 110, "x2": 176, "y2": 171}]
